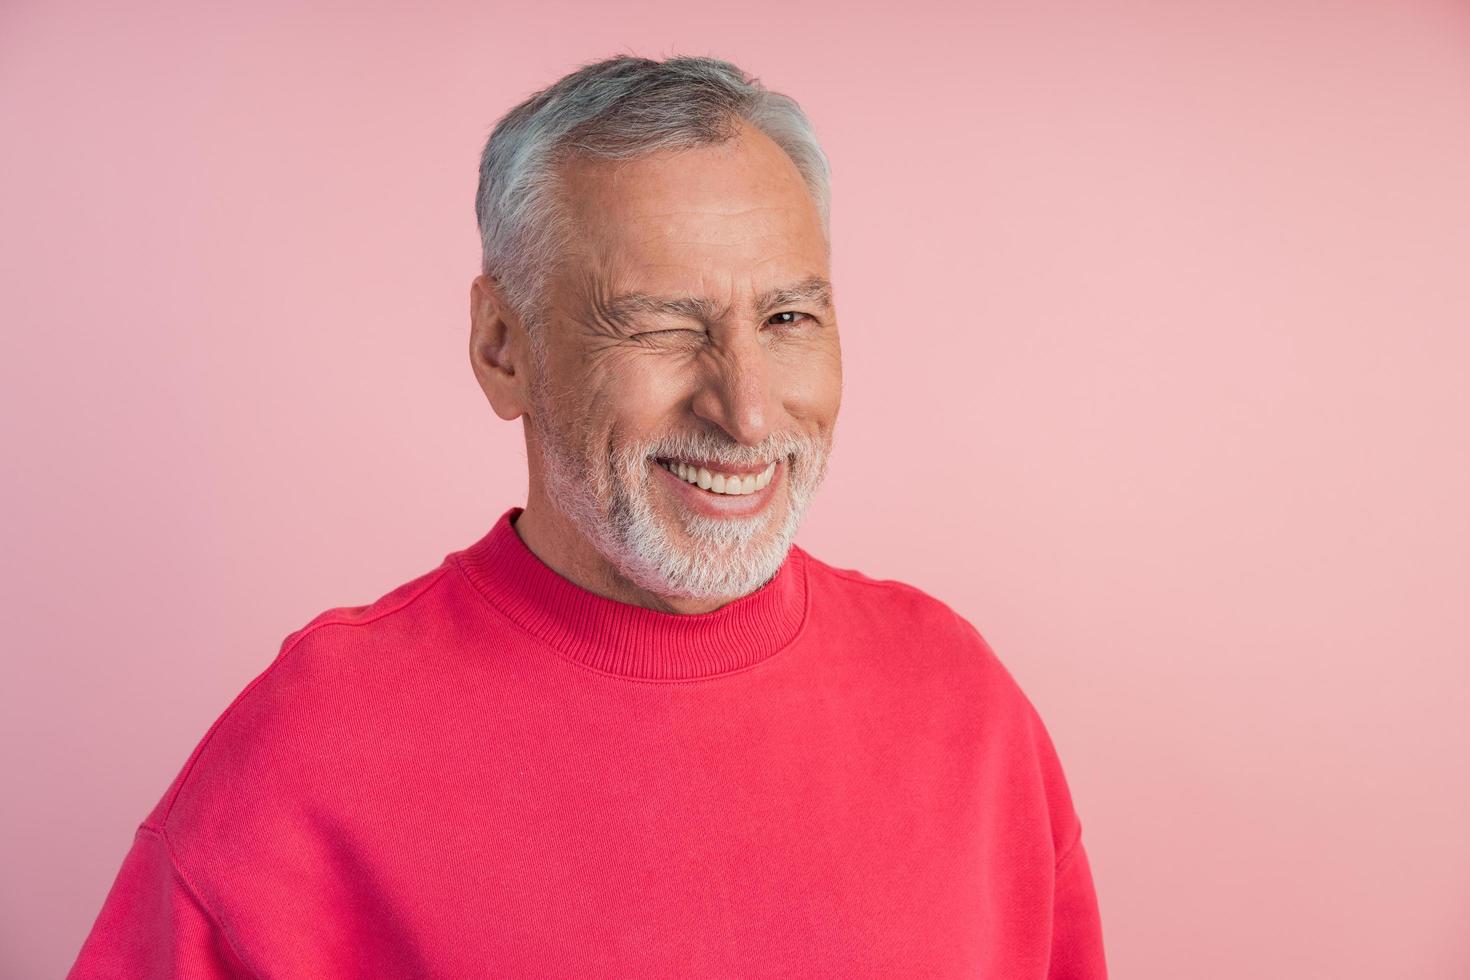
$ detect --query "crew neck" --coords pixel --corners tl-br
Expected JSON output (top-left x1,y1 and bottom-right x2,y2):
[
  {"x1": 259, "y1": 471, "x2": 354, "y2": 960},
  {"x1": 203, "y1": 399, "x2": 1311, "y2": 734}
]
[{"x1": 452, "y1": 506, "x2": 810, "y2": 681}]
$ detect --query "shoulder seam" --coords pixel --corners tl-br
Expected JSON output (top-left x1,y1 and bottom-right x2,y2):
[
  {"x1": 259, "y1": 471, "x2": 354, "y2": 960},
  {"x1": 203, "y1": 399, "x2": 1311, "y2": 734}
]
[
  {"x1": 819, "y1": 563, "x2": 933, "y2": 598},
  {"x1": 1055, "y1": 823, "x2": 1085, "y2": 873},
  {"x1": 153, "y1": 563, "x2": 454, "y2": 830},
  {"x1": 135, "y1": 823, "x2": 259, "y2": 979},
  {"x1": 819, "y1": 564, "x2": 985, "y2": 643}
]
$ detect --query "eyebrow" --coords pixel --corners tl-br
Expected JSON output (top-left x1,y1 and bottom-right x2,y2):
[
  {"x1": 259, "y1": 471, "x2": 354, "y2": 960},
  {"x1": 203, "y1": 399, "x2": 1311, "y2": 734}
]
[{"x1": 598, "y1": 275, "x2": 834, "y2": 327}]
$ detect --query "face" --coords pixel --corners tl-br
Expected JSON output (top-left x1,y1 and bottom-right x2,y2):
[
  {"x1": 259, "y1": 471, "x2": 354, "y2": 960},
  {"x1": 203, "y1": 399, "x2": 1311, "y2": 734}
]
[{"x1": 506, "y1": 120, "x2": 841, "y2": 601}]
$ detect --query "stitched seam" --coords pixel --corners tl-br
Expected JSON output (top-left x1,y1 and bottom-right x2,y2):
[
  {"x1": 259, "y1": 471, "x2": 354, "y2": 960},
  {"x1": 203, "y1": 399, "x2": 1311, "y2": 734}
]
[
  {"x1": 1054, "y1": 825, "x2": 1084, "y2": 873},
  {"x1": 155, "y1": 564, "x2": 454, "y2": 828},
  {"x1": 136, "y1": 822, "x2": 258, "y2": 979},
  {"x1": 823, "y1": 563, "x2": 1078, "y2": 878},
  {"x1": 819, "y1": 564, "x2": 978, "y2": 628},
  {"x1": 820, "y1": 564, "x2": 931, "y2": 598}
]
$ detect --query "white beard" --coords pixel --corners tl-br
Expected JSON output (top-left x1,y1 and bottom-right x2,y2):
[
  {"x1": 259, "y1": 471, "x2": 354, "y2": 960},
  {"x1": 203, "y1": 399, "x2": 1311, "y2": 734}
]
[{"x1": 529, "y1": 394, "x2": 832, "y2": 600}]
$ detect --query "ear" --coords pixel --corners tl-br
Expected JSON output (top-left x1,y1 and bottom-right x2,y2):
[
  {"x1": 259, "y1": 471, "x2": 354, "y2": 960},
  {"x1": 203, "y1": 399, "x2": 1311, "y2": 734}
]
[{"x1": 469, "y1": 274, "x2": 532, "y2": 422}]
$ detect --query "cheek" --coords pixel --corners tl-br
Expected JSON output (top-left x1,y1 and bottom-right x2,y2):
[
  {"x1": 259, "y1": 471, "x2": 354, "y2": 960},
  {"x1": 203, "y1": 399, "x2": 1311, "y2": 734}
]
[
  {"x1": 595, "y1": 357, "x2": 697, "y2": 441},
  {"x1": 777, "y1": 347, "x2": 843, "y2": 421}
]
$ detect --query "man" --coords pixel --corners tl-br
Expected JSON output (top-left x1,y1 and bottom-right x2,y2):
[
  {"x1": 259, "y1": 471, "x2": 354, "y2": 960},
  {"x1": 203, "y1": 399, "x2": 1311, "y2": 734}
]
[{"x1": 70, "y1": 55, "x2": 1107, "y2": 978}]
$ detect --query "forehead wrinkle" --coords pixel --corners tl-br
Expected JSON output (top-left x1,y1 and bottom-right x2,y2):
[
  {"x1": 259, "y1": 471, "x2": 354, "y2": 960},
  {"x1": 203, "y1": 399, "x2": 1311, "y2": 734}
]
[{"x1": 601, "y1": 292, "x2": 731, "y2": 327}]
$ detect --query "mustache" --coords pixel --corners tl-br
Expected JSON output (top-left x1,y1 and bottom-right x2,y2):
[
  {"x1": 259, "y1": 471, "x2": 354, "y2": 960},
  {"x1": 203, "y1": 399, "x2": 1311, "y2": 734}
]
[{"x1": 628, "y1": 430, "x2": 822, "y2": 469}]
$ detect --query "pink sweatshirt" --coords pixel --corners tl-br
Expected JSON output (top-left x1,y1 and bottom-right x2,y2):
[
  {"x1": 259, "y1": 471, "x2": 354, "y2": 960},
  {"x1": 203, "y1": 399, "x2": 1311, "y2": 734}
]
[{"x1": 69, "y1": 506, "x2": 1107, "y2": 978}]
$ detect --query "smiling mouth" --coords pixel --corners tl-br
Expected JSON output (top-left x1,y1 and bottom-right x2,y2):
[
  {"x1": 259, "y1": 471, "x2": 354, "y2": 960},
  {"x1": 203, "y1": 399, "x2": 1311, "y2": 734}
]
[{"x1": 653, "y1": 457, "x2": 778, "y2": 496}]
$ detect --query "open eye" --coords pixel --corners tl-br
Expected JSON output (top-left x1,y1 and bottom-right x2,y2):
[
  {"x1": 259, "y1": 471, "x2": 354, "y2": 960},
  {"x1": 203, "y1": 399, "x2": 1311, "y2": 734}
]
[{"x1": 768, "y1": 311, "x2": 813, "y2": 327}]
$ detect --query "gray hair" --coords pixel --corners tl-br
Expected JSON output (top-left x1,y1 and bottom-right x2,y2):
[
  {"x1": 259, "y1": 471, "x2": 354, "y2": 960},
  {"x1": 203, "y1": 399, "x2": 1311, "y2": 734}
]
[{"x1": 474, "y1": 54, "x2": 832, "y2": 346}]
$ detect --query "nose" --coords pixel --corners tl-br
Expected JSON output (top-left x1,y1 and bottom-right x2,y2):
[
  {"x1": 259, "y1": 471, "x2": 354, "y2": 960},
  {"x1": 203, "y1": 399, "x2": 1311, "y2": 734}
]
[{"x1": 690, "y1": 330, "x2": 777, "y2": 448}]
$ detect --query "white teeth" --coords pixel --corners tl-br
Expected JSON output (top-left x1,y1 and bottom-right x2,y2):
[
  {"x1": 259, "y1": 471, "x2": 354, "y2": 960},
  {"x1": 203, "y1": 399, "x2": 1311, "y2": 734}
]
[{"x1": 657, "y1": 458, "x2": 779, "y2": 496}]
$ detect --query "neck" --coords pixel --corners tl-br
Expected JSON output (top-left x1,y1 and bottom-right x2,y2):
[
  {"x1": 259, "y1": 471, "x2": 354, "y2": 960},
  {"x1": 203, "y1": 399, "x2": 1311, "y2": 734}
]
[{"x1": 514, "y1": 491, "x2": 745, "y2": 615}]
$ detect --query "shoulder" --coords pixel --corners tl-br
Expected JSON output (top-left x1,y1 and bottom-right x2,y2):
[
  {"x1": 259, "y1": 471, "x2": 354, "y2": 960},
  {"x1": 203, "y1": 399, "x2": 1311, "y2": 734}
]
[
  {"x1": 800, "y1": 547, "x2": 949, "y2": 611},
  {"x1": 797, "y1": 546, "x2": 1024, "y2": 695},
  {"x1": 141, "y1": 560, "x2": 459, "y2": 841},
  {"x1": 800, "y1": 547, "x2": 987, "y2": 644},
  {"x1": 274, "y1": 559, "x2": 461, "y2": 662},
  {"x1": 800, "y1": 550, "x2": 1087, "y2": 862},
  {"x1": 798, "y1": 548, "x2": 1082, "y2": 857}
]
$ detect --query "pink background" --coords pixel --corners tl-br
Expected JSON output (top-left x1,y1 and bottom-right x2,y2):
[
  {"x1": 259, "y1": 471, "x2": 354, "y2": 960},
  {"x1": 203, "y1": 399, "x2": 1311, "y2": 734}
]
[{"x1": 4, "y1": 0, "x2": 1468, "y2": 975}]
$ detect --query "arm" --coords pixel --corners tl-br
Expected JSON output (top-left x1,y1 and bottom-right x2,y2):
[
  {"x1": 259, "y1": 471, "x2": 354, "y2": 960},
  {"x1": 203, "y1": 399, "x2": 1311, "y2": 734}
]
[
  {"x1": 67, "y1": 823, "x2": 251, "y2": 979},
  {"x1": 1049, "y1": 831, "x2": 1108, "y2": 979}
]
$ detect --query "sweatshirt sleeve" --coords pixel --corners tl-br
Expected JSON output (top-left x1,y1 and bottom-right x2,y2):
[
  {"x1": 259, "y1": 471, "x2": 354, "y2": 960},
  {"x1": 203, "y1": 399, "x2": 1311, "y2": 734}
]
[
  {"x1": 1049, "y1": 832, "x2": 1108, "y2": 979},
  {"x1": 67, "y1": 822, "x2": 250, "y2": 979}
]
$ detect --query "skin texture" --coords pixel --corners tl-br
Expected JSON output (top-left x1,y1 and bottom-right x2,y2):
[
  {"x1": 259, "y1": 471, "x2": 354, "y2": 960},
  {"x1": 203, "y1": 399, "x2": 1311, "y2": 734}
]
[{"x1": 469, "y1": 119, "x2": 842, "y2": 614}]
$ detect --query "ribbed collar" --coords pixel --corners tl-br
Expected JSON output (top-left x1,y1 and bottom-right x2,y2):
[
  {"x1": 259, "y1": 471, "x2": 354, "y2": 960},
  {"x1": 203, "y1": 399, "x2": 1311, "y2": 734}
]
[{"x1": 452, "y1": 506, "x2": 810, "y2": 681}]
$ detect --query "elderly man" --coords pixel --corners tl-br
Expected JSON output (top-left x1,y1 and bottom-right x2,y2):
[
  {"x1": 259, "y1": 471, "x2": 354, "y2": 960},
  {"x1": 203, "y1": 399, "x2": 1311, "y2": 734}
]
[{"x1": 70, "y1": 55, "x2": 1107, "y2": 978}]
